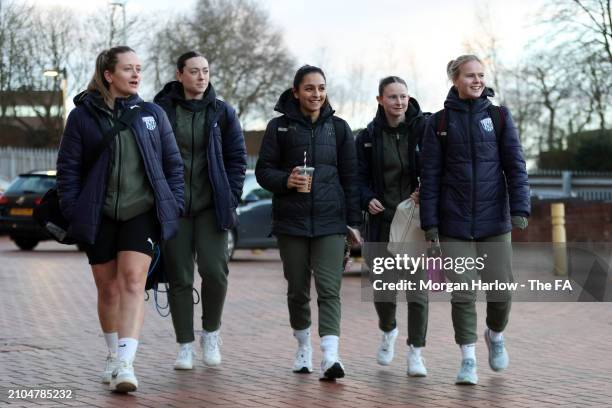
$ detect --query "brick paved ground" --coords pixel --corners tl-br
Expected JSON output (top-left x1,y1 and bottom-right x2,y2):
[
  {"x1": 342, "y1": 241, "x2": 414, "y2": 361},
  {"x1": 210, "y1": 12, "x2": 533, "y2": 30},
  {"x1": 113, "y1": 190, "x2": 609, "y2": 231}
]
[{"x1": 1, "y1": 236, "x2": 611, "y2": 407}]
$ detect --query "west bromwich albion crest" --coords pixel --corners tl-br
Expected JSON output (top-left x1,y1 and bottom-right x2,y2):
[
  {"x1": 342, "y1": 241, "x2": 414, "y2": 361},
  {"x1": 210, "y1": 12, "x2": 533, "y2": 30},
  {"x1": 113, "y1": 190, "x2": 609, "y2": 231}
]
[
  {"x1": 480, "y1": 117, "x2": 494, "y2": 133},
  {"x1": 142, "y1": 116, "x2": 157, "y2": 131}
]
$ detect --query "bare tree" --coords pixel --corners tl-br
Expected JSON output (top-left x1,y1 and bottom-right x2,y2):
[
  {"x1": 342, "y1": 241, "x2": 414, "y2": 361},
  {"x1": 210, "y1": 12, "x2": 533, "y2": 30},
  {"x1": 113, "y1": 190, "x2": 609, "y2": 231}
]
[
  {"x1": 149, "y1": 0, "x2": 295, "y2": 128},
  {"x1": 546, "y1": 0, "x2": 612, "y2": 65},
  {"x1": 0, "y1": 0, "x2": 35, "y2": 111}
]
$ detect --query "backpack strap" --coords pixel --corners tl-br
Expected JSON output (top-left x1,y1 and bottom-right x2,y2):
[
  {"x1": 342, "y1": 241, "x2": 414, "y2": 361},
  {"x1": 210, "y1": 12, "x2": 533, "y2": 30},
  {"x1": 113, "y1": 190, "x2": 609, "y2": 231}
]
[
  {"x1": 487, "y1": 105, "x2": 505, "y2": 147},
  {"x1": 332, "y1": 116, "x2": 346, "y2": 164},
  {"x1": 87, "y1": 105, "x2": 142, "y2": 166},
  {"x1": 275, "y1": 115, "x2": 346, "y2": 164}
]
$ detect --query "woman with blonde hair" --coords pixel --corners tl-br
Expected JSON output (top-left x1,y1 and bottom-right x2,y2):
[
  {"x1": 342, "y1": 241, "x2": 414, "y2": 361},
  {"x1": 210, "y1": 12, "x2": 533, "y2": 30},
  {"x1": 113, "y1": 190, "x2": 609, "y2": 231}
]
[
  {"x1": 420, "y1": 55, "x2": 529, "y2": 384},
  {"x1": 56, "y1": 46, "x2": 184, "y2": 392}
]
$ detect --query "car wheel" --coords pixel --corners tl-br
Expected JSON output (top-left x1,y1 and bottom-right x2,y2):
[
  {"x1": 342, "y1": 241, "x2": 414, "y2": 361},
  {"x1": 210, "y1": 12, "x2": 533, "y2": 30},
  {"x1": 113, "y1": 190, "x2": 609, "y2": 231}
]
[
  {"x1": 227, "y1": 230, "x2": 236, "y2": 260},
  {"x1": 13, "y1": 238, "x2": 39, "y2": 251}
]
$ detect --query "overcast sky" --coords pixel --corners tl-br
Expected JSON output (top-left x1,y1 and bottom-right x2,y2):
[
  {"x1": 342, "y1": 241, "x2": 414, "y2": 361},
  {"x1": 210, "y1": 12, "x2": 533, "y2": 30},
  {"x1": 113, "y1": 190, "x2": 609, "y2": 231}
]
[{"x1": 35, "y1": 0, "x2": 547, "y2": 128}]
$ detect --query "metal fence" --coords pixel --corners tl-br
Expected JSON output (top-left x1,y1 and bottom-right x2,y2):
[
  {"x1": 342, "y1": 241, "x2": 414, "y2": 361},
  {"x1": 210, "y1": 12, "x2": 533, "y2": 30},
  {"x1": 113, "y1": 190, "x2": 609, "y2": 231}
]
[
  {"x1": 1, "y1": 147, "x2": 611, "y2": 202},
  {"x1": 0, "y1": 147, "x2": 57, "y2": 181}
]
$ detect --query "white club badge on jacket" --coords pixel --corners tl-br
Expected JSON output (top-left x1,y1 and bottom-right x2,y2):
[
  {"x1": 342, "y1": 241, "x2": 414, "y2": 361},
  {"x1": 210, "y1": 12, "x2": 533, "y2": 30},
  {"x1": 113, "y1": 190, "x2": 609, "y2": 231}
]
[
  {"x1": 142, "y1": 116, "x2": 157, "y2": 131},
  {"x1": 480, "y1": 117, "x2": 494, "y2": 133}
]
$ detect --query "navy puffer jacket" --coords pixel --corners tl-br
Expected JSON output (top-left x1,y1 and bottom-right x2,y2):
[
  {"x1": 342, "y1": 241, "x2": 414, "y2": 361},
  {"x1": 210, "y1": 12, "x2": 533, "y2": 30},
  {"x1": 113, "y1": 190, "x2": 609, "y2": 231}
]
[
  {"x1": 154, "y1": 81, "x2": 247, "y2": 231},
  {"x1": 420, "y1": 87, "x2": 530, "y2": 240},
  {"x1": 56, "y1": 91, "x2": 184, "y2": 244},
  {"x1": 255, "y1": 89, "x2": 361, "y2": 237}
]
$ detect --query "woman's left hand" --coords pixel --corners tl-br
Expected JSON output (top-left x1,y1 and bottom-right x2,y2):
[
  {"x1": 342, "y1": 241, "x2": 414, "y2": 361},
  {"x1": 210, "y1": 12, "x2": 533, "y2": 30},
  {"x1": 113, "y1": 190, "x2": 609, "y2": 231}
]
[
  {"x1": 410, "y1": 190, "x2": 420, "y2": 205},
  {"x1": 347, "y1": 226, "x2": 362, "y2": 246}
]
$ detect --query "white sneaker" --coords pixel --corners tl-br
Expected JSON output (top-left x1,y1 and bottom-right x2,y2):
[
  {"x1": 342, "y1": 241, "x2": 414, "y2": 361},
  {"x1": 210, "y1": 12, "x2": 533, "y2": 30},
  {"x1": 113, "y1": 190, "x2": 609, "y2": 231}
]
[
  {"x1": 293, "y1": 345, "x2": 313, "y2": 373},
  {"x1": 174, "y1": 343, "x2": 194, "y2": 370},
  {"x1": 377, "y1": 328, "x2": 398, "y2": 366},
  {"x1": 407, "y1": 346, "x2": 427, "y2": 377},
  {"x1": 101, "y1": 353, "x2": 119, "y2": 384},
  {"x1": 109, "y1": 360, "x2": 138, "y2": 393},
  {"x1": 200, "y1": 330, "x2": 222, "y2": 366},
  {"x1": 319, "y1": 357, "x2": 345, "y2": 380}
]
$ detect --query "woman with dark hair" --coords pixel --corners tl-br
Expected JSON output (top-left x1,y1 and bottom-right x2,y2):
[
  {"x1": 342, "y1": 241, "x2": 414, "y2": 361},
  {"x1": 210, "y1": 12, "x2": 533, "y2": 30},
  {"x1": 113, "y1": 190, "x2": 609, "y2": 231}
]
[
  {"x1": 56, "y1": 46, "x2": 184, "y2": 392},
  {"x1": 355, "y1": 76, "x2": 429, "y2": 376},
  {"x1": 154, "y1": 51, "x2": 246, "y2": 370},
  {"x1": 420, "y1": 54, "x2": 530, "y2": 385},
  {"x1": 255, "y1": 65, "x2": 361, "y2": 380}
]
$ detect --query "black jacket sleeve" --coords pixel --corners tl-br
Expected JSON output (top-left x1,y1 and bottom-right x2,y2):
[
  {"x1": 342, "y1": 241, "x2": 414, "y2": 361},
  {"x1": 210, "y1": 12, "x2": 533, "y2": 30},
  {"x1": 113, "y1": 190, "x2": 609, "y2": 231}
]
[
  {"x1": 337, "y1": 120, "x2": 361, "y2": 228},
  {"x1": 355, "y1": 128, "x2": 376, "y2": 211},
  {"x1": 255, "y1": 118, "x2": 292, "y2": 195}
]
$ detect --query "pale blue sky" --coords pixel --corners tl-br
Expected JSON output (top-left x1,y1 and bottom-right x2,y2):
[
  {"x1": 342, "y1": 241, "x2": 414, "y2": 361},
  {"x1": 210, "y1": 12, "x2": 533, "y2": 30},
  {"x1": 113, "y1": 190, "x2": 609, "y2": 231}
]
[{"x1": 36, "y1": 0, "x2": 547, "y2": 128}]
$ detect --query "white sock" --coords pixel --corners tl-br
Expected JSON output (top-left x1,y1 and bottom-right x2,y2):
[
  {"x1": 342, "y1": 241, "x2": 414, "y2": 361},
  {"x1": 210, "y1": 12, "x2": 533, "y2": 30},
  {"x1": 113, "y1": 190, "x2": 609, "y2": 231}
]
[
  {"x1": 203, "y1": 329, "x2": 219, "y2": 337},
  {"x1": 104, "y1": 332, "x2": 118, "y2": 356},
  {"x1": 293, "y1": 328, "x2": 311, "y2": 347},
  {"x1": 409, "y1": 345, "x2": 422, "y2": 358},
  {"x1": 488, "y1": 329, "x2": 503, "y2": 342},
  {"x1": 179, "y1": 342, "x2": 192, "y2": 351},
  {"x1": 385, "y1": 327, "x2": 399, "y2": 337},
  {"x1": 117, "y1": 337, "x2": 138, "y2": 363},
  {"x1": 320, "y1": 335, "x2": 339, "y2": 361},
  {"x1": 460, "y1": 344, "x2": 476, "y2": 361}
]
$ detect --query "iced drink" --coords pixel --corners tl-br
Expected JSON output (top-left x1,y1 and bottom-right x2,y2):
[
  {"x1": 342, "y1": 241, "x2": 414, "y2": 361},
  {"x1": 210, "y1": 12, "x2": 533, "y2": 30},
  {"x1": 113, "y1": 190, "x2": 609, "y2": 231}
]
[{"x1": 297, "y1": 166, "x2": 314, "y2": 193}]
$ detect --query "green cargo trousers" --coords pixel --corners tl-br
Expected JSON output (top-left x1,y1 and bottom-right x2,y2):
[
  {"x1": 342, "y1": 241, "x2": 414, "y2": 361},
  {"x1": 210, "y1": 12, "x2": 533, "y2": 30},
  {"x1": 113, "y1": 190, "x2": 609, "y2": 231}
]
[
  {"x1": 373, "y1": 220, "x2": 429, "y2": 347},
  {"x1": 276, "y1": 234, "x2": 346, "y2": 337},
  {"x1": 162, "y1": 209, "x2": 229, "y2": 343},
  {"x1": 441, "y1": 232, "x2": 513, "y2": 345}
]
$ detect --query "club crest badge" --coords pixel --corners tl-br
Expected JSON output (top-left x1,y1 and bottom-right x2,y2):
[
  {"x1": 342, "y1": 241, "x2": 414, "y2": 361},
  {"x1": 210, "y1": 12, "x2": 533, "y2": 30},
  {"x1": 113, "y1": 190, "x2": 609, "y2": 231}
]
[
  {"x1": 142, "y1": 116, "x2": 157, "y2": 131},
  {"x1": 480, "y1": 118, "x2": 494, "y2": 133}
]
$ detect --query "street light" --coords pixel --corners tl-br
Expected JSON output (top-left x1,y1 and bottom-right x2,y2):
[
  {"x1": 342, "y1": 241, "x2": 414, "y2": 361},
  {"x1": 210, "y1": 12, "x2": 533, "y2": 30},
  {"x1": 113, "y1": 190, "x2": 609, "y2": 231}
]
[
  {"x1": 109, "y1": 0, "x2": 127, "y2": 45},
  {"x1": 43, "y1": 68, "x2": 67, "y2": 126}
]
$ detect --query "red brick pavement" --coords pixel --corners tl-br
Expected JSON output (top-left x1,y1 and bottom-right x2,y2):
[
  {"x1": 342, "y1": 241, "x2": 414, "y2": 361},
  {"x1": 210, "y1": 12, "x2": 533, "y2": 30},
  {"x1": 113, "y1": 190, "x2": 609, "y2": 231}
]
[{"x1": 1, "y1": 236, "x2": 611, "y2": 407}]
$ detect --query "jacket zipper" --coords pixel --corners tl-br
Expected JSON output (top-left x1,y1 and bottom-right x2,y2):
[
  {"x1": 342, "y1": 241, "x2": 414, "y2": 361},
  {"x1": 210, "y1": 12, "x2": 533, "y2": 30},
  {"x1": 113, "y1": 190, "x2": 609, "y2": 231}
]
[
  {"x1": 114, "y1": 112, "x2": 122, "y2": 221},
  {"x1": 396, "y1": 132, "x2": 405, "y2": 200},
  {"x1": 469, "y1": 103, "x2": 476, "y2": 239},
  {"x1": 310, "y1": 126, "x2": 315, "y2": 237},
  {"x1": 188, "y1": 113, "x2": 195, "y2": 215}
]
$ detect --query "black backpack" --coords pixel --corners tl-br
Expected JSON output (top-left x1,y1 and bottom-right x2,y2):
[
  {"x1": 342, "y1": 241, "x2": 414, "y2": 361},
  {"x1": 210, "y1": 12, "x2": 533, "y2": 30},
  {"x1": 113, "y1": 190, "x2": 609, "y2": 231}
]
[{"x1": 434, "y1": 105, "x2": 506, "y2": 155}]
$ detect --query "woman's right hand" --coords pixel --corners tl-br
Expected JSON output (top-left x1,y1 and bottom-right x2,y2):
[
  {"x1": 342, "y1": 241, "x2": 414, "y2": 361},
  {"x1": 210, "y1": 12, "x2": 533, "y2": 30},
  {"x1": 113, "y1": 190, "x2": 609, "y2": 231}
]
[
  {"x1": 368, "y1": 198, "x2": 385, "y2": 215},
  {"x1": 287, "y1": 167, "x2": 308, "y2": 189}
]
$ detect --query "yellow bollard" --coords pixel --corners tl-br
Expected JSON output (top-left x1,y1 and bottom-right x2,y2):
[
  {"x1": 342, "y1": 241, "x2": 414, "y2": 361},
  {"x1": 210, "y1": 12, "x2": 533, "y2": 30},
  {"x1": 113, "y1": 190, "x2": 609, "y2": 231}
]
[{"x1": 551, "y1": 203, "x2": 568, "y2": 276}]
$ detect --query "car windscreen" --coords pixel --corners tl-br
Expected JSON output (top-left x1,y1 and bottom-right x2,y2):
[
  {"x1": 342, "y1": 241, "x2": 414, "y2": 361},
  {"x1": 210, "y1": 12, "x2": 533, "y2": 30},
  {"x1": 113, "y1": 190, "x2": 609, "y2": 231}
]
[
  {"x1": 241, "y1": 173, "x2": 272, "y2": 200},
  {"x1": 6, "y1": 176, "x2": 55, "y2": 195}
]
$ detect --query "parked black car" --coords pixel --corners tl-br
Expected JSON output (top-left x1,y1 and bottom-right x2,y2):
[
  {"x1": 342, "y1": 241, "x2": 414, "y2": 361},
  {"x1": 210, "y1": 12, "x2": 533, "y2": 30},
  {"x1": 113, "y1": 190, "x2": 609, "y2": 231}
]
[
  {"x1": 0, "y1": 170, "x2": 56, "y2": 250},
  {"x1": 227, "y1": 170, "x2": 276, "y2": 259}
]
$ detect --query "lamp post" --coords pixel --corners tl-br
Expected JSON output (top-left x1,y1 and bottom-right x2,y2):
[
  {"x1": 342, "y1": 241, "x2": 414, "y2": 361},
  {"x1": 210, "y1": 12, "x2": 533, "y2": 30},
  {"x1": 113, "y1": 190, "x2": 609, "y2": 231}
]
[
  {"x1": 109, "y1": 0, "x2": 127, "y2": 44},
  {"x1": 43, "y1": 68, "x2": 67, "y2": 129}
]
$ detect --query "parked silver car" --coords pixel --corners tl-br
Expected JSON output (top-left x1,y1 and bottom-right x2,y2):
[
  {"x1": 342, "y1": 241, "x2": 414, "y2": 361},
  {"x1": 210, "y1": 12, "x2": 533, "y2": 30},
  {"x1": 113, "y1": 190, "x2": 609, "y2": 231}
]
[{"x1": 227, "y1": 170, "x2": 276, "y2": 259}]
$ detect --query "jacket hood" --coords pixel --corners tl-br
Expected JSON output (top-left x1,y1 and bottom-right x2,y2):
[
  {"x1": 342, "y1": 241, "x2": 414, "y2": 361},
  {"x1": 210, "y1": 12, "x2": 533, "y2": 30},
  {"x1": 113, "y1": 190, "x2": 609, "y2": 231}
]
[
  {"x1": 369, "y1": 97, "x2": 423, "y2": 133},
  {"x1": 443, "y1": 86, "x2": 494, "y2": 113},
  {"x1": 153, "y1": 81, "x2": 216, "y2": 112},
  {"x1": 73, "y1": 90, "x2": 143, "y2": 116},
  {"x1": 274, "y1": 88, "x2": 334, "y2": 125}
]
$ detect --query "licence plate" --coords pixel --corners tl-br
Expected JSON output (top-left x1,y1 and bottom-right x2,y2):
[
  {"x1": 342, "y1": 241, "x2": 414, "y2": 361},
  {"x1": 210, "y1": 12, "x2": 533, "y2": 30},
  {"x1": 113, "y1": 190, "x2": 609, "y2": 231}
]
[{"x1": 10, "y1": 208, "x2": 33, "y2": 216}]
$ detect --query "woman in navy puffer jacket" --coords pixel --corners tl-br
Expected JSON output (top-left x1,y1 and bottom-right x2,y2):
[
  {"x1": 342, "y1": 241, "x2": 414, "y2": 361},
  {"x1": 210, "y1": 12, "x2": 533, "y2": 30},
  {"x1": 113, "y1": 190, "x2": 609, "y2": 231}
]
[
  {"x1": 56, "y1": 46, "x2": 184, "y2": 393},
  {"x1": 420, "y1": 55, "x2": 529, "y2": 385}
]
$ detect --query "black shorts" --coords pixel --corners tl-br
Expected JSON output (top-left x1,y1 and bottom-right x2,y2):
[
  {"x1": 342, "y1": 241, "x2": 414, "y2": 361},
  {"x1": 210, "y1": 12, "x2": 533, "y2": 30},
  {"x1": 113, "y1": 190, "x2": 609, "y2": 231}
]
[{"x1": 84, "y1": 210, "x2": 160, "y2": 265}]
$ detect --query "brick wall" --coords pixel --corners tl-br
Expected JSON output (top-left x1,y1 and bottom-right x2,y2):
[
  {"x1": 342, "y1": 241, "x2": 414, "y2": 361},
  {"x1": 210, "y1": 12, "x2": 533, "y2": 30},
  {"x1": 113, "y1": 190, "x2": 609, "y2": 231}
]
[{"x1": 512, "y1": 199, "x2": 612, "y2": 242}]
